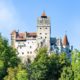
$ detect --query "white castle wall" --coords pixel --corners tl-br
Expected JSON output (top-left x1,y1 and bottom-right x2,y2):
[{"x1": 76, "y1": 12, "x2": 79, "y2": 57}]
[{"x1": 15, "y1": 39, "x2": 37, "y2": 63}]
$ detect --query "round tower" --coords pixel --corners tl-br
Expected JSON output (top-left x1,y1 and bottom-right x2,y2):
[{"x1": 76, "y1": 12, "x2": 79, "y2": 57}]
[{"x1": 11, "y1": 30, "x2": 16, "y2": 48}]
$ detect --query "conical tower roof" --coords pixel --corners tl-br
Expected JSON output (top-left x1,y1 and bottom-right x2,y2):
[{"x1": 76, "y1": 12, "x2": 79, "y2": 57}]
[
  {"x1": 41, "y1": 11, "x2": 47, "y2": 18},
  {"x1": 62, "y1": 34, "x2": 69, "y2": 46}
]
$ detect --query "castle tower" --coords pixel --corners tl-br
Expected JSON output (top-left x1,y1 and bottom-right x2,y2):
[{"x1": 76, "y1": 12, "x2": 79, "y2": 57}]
[
  {"x1": 62, "y1": 34, "x2": 70, "y2": 53},
  {"x1": 62, "y1": 34, "x2": 69, "y2": 48},
  {"x1": 37, "y1": 11, "x2": 51, "y2": 51},
  {"x1": 11, "y1": 30, "x2": 16, "y2": 48}
]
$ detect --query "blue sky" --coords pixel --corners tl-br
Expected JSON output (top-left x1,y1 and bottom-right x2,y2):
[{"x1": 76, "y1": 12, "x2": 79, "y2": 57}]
[{"x1": 0, "y1": 0, "x2": 80, "y2": 49}]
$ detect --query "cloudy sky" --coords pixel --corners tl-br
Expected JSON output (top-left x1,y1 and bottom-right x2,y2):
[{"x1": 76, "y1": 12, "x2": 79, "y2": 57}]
[{"x1": 0, "y1": 0, "x2": 80, "y2": 49}]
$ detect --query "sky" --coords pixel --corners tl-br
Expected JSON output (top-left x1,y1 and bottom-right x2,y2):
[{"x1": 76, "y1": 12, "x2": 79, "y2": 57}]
[{"x1": 0, "y1": 0, "x2": 80, "y2": 49}]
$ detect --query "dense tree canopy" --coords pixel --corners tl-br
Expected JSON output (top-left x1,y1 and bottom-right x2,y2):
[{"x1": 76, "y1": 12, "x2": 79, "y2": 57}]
[
  {"x1": 0, "y1": 35, "x2": 20, "y2": 80},
  {"x1": 4, "y1": 65, "x2": 28, "y2": 80},
  {"x1": 0, "y1": 35, "x2": 80, "y2": 80},
  {"x1": 30, "y1": 48, "x2": 70, "y2": 80}
]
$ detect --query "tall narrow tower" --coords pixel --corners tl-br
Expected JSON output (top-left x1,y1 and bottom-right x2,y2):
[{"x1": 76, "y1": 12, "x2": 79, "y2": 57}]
[
  {"x1": 62, "y1": 34, "x2": 70, "y2": 53},
  {"x1": 37, "y1": 11, "x2": 51, "y2": 51}
]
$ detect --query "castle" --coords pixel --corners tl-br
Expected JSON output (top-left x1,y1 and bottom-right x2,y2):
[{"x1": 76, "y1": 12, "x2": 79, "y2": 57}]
[{"x1": 11, "y1": 12, "x2": 72, "y2": 63}]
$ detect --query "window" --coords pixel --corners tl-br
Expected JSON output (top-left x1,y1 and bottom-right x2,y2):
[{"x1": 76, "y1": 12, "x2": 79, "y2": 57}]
[
  {"x1": 40, "y1": 28, "x2": 42, "y2": 29},
  {"x1": 45, "y1": 27, "x2": 47, "y2": 29},
  {"x1": 45, "y1": 33, "x2": 47, "y2": 35},
  {"x1": 24, "y1": 44, "x2": 26, "y2": 47},
  {"x1": 40, "y1": 33, "x2": 42, "y2": 35},
  {"x1": 30, "y1": 46, "x2": 32, "y2": 48},
  {"x1": 41, "y1": 37, "x2": 42, "y2": 39},
  {"x1": 27, "y1": 51, "x2": 29, "y2": 54},
  {"x1": 45, "y1": 37, "x2": 47, "y2": 39},
  {"x1": 20, "y1": 46, "x2": 22, "y2": 49},
  {"x1": 22, "y1": 52, "x2": 24, "y2": 55},
  {"x1": 30, "y1": 51, "x2": 32, "y2": 54}
]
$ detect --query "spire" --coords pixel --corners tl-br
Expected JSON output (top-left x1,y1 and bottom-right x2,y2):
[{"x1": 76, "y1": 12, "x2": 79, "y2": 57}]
[
  {"x1": 62, "y1": 34, "x2": 69, "y2": 46},
  {"x1": 41, "y1": 11, "x2": 47, "y2": 18}
]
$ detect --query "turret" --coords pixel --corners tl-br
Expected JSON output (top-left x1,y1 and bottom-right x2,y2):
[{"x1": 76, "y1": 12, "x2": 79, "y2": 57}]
[
  {"x1": 62, "y1": 34, "x2": 70, "y2": 54},
  {"x1": 11, "y1": 30, "x2": 16, "y2": 48},
  {"x1": 62, "y1": 34, "x2": 69, "y2": 48}
]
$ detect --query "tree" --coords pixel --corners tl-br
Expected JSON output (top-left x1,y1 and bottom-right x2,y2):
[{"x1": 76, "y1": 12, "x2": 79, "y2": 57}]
[
  {"x1": 30, "y1": 48, "x2": 49, "y2": 80},
  {"x1": 59, "y1": 66, "x2": 74, "y2": 80},
  {"x1": 71, "y1": 50, "x2": 80, "y2": 80},
  {"x1": 46, "y1": 53, "x2": 59, "y2": 80},
  {"x1": 4, "y1": 65, "x2": 28, "y2": 80},
  {"x1": 0, "y1": 35, "x2": 20, "y2": 79},
  {"x1": 30, "y1": 48, "x2": 71, "y2": 80},
  {"x1": 59, "y1": 50, "x2": 80, "y2": 80},
  {"x1": 4, "y1": 67, "x2": 17, "y2": 80},
  {"x1": 16, "y1": 65, "x2": 28, "y2": 80},
  {"x1": 46, "y1": 52, "x2": 70, "y2": 80},
  {"x1": 0, "y1": 60, "x2": 5, "y2": 79}
]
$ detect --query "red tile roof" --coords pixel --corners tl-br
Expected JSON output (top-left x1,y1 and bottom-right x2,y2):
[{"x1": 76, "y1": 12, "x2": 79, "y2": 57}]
[
  {"x1": 62, "y1": 34, "x2": 69, "y2": 46},
  {"x1": 42, "y1": 11, "x2": 46, "y2": 16},
  {"x1": 16, "y1": 32, "x2": 26, "y2": 41},
  {"x1": 16, "y1": 32, "x2": 37, "y2": 41},
  {"x1": 27, "y1": 32, "x2": 37, "y2": 37},
  {"x1": 41, "y1": 11, "x2": 47, "y2": 18}
]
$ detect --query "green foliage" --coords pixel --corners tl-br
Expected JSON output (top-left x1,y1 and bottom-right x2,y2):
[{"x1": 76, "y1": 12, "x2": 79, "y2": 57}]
[
  {"x1": 4, "y1": 65, "x2": 28, "y2": 80},
  {"x1": 16, "y1": 65, "x2": 28, "y2": 80},
  {"x1": 60, "y1": 50, "x2": 80, "y2": 80},
  {"x1": 0, "y1": 35, "x2": 20, "y2": 79},
  {"x1": 71, "y1": 50, "x2": 80, "y2": 80},
  {"x1": 30, "y1": 48, "x2": 49, "y2": 80},
  {"x1": 30, "y1": 48, "x2": 70, "y2": 80},
  {"x1": 4, "y1": 67, "x2": 17, "y2": 80},
  {"x1": 46, "y1": 52, "x2": 70, "y2": 80},
  {"x1": 1, "y1": 33, "x2": 80, "y2": 80},
  {"x1": 0, "y1": 60, "x2": 5, "y2": 79},
  {"x1": 59, "y1": 66, "x2": 74, "y2": 80}
]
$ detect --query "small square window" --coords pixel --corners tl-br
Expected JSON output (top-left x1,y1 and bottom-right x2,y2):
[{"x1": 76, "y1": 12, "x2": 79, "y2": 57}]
[
  {"x1": 30, "y1": 46, "x2": 32, "y2": 48},
  {"x1": 40, "y1": 33, "x2": 42, "y2": 34},
  {"x1": 30, "y1": 52, "x2": 32, "y2": 54},
  {"x1": 40, "y1": 28, "x2": 42, "y2": 29},
  {"x1": 41, "y1": 37, "x2": 42, "y2": 39},
  {"x1": 22, "y1": 52, "x2": 24, "y2": 54},
  {"x1": 45, "y1": 37, "x2": 47, "y2": 39},
  {"x1": 45, "y1": 27, "x2": 47, "y2": 29},
  {"x1": 20, "y1": 46, "x2": 22, "y2": 49},
  {"x1": 45, "y1": 33, "x2": 47, "y2": 35},
  {"x1": 27, "y1": 51, "x2": 29, "y2": 54}
]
